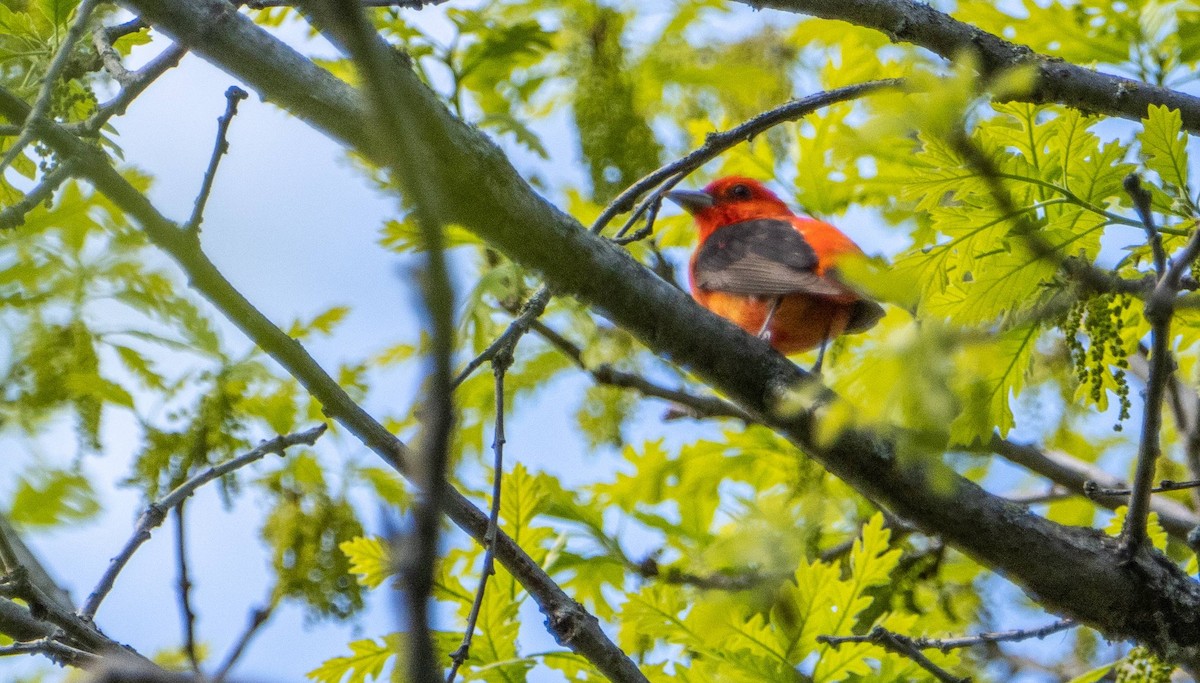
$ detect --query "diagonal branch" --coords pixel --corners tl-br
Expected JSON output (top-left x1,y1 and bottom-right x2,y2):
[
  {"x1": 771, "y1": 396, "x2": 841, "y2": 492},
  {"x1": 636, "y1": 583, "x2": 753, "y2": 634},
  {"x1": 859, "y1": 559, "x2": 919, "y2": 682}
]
[
  {"x1": 81, "y1": 425, "x2": 326, "y2": 620},
  {"x1": 739, "y1": 0, "x2": 1200, "y2": 134}
]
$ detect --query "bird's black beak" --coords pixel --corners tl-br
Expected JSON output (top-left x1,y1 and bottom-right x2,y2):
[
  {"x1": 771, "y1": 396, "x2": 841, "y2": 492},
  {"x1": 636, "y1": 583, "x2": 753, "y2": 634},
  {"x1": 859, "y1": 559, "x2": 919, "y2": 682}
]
[{"x1": 665, "y1": 189, "x2": 714, "y2": 215}]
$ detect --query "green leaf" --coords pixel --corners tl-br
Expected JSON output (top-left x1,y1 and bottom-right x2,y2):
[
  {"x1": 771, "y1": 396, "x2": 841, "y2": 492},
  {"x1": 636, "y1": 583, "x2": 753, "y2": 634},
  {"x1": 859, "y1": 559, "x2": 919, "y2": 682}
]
[
  {"x1": 307, "y1": 633, "x2": 401, "y2": 683},
  {"x1": 340, "y1": 536, "x2": 392, "y2": 589},
  {"x1": 9, "y1": 469, "x2": 99, "y2": 527},
  {"x1": 949, "y1": 323, "x2": 1039, "y2": 444},
  {"x1": 40, "y1": 0, "x2": 79, "y2": 27},
  {"x1": 1140, "y1": 105, "x2": 1192, "y2": 211},
  {"x1": 1066, "y1": 664, "x2": 1116, "y2": 683}
]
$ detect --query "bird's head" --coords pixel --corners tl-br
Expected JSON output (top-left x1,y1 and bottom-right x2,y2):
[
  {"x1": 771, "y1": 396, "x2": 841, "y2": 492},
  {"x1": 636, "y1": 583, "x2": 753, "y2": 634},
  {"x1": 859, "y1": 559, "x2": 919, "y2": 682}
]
[{"x1": 666, "y1": 176, "x2": 791, "y2": 237}]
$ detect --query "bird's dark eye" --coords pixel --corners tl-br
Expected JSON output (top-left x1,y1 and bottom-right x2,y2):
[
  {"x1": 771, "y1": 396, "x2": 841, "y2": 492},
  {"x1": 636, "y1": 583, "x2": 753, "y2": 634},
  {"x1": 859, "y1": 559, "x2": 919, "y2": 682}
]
[{"x1": 729, "y1": 184, "x2": 751, "y2": 200}]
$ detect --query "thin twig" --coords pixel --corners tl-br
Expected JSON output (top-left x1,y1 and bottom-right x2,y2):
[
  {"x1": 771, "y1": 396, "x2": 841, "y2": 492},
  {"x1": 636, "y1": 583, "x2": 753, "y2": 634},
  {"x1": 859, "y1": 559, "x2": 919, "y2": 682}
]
[
  {"x1": 0, "y1": 637, "x2": 100, "y2": 667},
  {"x1": 452, "y1": 287, "x2": 550, "y2": 389},
  {"x1": 186, "y1": 86, "x2": 249, "y2": 232},
  {"x1": 592, "y1": 79, "x2": 904, "y2": 237},
  {"x1": 212, "y1": 591, "x2": 277, "y2": 682},
  {"x1": 1085, "y1": 478, "x2": 1200, "y2": 498},
  {"x1": 81, "y1": 425, "x2": 327, "y2": 620},
  {"x1": 634, "y1": 557, "x2": 771, "y2": 591},
  {"x1": 93, "y1": 18, "x2": 149, "y2": 87},
  {"x1": 1119, "y1": 190, "x2": 1200, "y2": 555},
  {"x1": 991, "y1": 436, "x2": 1199, "y2": 542},
  {"x1": 0, "y1": 160, "x2": 76, "y2": 230},
  {"x1": 522, "y1": 316, "x2": 755, "y2": 421},
  {"x1": 1130, "y1": 345, "x2": 1200, "y2": 509},
  {"x1": 447, "y1": 354, "x2": 512, "y2": 682},
  {"x1": 78, "y1": 42, "x2": 188, "y2": 136},
  {"x1": 820, "y1": 626, "x2": 967, "y2": 683},
  {"x1": 1124, "y1": 174, "x2": 1166, "y2": 275},
  {"x1": 820, "y1": 619, "x2": 1077, "y2": 655},
  {"x1": 173, "y1": 504, "x2": 200, "y2": 674}
]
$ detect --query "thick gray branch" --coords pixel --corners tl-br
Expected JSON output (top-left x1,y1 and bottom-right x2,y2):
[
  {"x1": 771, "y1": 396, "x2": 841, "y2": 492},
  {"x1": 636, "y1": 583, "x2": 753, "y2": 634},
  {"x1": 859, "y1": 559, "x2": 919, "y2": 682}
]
[{"x1": 741, "y1": 0, "x2": 1200, "y2": 134}]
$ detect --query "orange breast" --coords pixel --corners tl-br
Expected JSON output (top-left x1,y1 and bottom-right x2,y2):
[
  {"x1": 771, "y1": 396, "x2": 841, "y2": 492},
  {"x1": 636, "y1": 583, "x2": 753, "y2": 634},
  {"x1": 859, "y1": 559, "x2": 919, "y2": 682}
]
[{"x1": 693, "y1": 290, "x2": 854, "y2": 355}]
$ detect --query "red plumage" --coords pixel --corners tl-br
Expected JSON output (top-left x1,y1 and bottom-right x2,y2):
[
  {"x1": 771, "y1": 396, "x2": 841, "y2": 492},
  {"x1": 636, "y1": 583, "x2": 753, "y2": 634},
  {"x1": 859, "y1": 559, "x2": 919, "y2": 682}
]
[{"x1": 668, "y1": 176, "x2": 883, "y2": 358}]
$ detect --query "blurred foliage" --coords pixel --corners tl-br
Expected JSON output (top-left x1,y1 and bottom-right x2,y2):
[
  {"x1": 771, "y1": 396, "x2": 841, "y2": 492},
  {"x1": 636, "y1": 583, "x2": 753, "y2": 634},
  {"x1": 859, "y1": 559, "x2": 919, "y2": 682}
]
[{"x1": 1, "y1": 0, "x2": 1199, "y2": 681}]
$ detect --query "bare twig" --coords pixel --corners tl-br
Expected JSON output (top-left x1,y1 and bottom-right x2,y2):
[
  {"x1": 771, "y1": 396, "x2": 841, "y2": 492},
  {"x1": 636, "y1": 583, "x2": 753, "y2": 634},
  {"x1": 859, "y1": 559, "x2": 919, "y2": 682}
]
[
  {"x1": 0, "y1": 160, "x2": 76, "y2": 230},
  {"x1": 634, "y1": 557, "x2": 772, "y2": 591},
  {"x1": 447, "y1": 354, "x2": 512, "y2": 682},
  {"x1": 79, "y1": 42, "x2": 188, "y2": 136},
  {"x1": 820, "y1": 626, "x2": 967, "y2": 683},
  {"x1": 1121, "y1": 199, "x2": 1200, "y2": 556},
  {"x1": 81, "y1": 425, "x2": 327, "y2": 620},
  {"x1": 593, "y1": 79, "x2": 903, "y2": 237},
  {"x1": 452, "y1": 287, "x2": 550, "y2": 389},
  {"x1": 742, "y1": 0, "x2": 1200, "y2": 133},
  {"x1": 186, "y1": 86, "x2": 249, "y2": 232},
  {"x1": 1005, "y1": 485, "x2": 1074, "y2": 506},
  {"x1": 0, "y1": 637, "x2": 99, "y2": 667},
  {"x1": 1130, "y1": 346, "x2": 1200, "y2": 508},
  {"x1": 990, "y1": 437, "x2": 1200, "y2": 541},
  {"x1": 522, "y1": 315, "x2": 756, "y2": 422},
  {"x1": 1086, "y1": 478, "x2": 1200, "y2": 498},
  {"x1": 212, "y1": 592, "x2": 277, "y2": 682},
  {"x1": 173, "y1": 504, "x2": 200, "y2": 674},
  {"x1": 1124, "y1": 175, "x2": 1166, "y2": 276},
  {"x1": 820, "y1": 619, "x2": 1075, "y2": 648},
  {"x1": 93, "y1": 18, "x2": 149, "y2": 87}
]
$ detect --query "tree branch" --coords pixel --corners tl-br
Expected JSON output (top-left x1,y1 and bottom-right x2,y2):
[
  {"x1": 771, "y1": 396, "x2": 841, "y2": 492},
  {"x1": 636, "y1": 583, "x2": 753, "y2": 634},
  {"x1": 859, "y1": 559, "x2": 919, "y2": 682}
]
[
  {"x1": 186, "y1": 86, "x2": 248, "y2": 232},
  {"x1": 172, "y1": 504, "x2": 200, "y2": 674},
  {"x1": 1122, "y1": 209, "x2": 1200, "y2": 555},
  {"x1": 741, "y1": 0, "x2": 1200, "y2": 134},
  {"x1": 990, "y1": 437, "x2": 1200, "y2": 542},
  {"x1": 81, "y1": 425, "x2": 326, "y2": 620},
  {"x1": 592, "y1": 79, "x2": 902, "y2": 237},
  {"x1": 0, "y1": 637, "x2": 100, "y2": 668},
  {"x1": 447, "y1": 355, "x2": 511, "y2": 682},
  {"x1": 0, "y1": 160, "x2": 76, "y2": 230},
  {"x1": 78, "y1": 41, "x2": 188, "y2": 136},
  {"x1": 824, "y1": 619, "x2": 1078, "y2": 652},
  {"x1": 212, "y1": 591, "x2": 277, "y2": 682},
  {"x1": 820, "y1": 626, "x2": 967, "y2": 683},
  {"x1": 0, "y1": 0, "x2": 99, "y2": 175}
]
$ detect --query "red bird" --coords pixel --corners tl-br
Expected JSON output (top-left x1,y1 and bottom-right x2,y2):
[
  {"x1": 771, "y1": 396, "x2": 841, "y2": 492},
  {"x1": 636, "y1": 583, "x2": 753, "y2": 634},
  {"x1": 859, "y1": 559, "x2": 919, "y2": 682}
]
[{"x1": 667, "y1": 176, "x2": 884, "y2": 371}]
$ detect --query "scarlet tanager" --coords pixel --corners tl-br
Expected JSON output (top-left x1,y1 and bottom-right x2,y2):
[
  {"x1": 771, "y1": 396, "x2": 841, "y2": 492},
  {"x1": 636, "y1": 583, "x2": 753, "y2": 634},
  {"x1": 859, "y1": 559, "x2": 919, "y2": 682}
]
[{"x1": 667, "y1": 176, "x2": 884, "y2": 371}]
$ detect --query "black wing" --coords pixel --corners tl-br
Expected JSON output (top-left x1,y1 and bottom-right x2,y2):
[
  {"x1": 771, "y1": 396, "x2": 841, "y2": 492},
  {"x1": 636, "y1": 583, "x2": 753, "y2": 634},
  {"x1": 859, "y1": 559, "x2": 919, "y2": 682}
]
[{"x1": 693, "y1": 218, "x2": 848, "y2": 298}]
